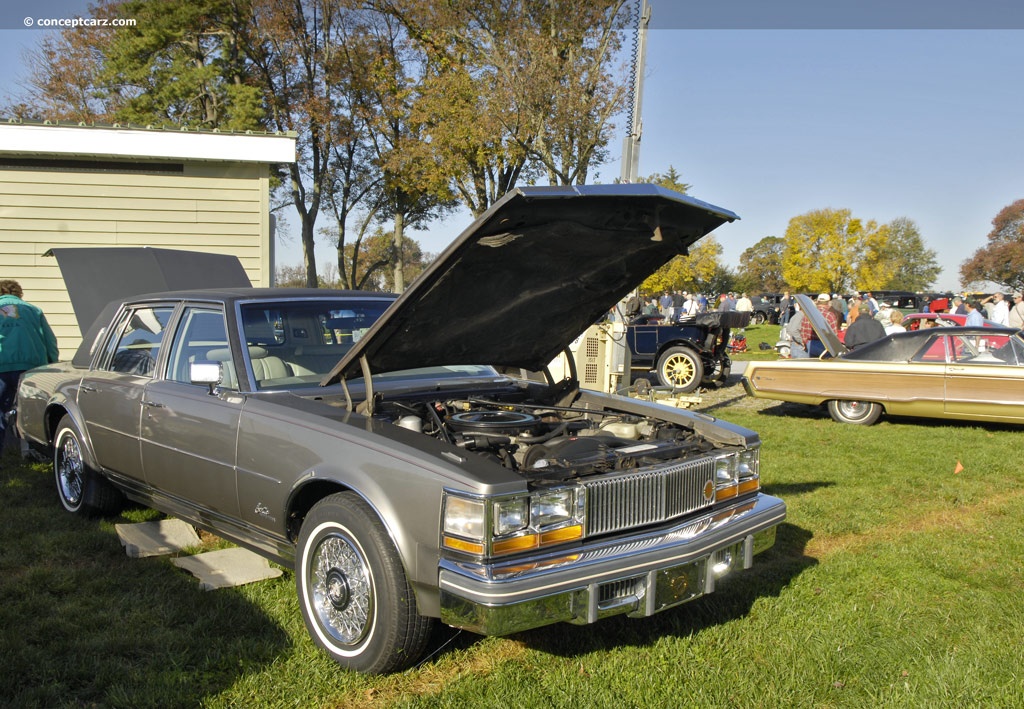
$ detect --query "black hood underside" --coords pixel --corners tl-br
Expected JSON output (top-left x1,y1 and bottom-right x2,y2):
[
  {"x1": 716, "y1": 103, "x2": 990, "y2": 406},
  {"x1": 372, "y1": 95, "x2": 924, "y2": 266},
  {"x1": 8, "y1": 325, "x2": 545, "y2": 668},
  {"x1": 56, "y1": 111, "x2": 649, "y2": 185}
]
[{"x1": 324, "y1": 185, "x2": 738, "y2": 385}]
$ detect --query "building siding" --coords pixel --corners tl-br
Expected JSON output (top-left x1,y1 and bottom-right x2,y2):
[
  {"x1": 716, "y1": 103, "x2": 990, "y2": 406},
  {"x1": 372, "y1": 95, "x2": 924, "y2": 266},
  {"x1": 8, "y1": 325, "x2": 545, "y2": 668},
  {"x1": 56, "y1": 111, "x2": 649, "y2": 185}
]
[{"x1": 0, "y1": 160, "x2": 272, "y2": 355}]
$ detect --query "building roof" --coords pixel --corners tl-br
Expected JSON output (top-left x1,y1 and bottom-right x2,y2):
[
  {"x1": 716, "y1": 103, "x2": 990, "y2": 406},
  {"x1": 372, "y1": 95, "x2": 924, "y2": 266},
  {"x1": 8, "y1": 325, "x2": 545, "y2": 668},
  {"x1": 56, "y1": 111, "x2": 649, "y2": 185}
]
[{"x1": 0, "y1": 120, "x2": 296, "y2": 164}]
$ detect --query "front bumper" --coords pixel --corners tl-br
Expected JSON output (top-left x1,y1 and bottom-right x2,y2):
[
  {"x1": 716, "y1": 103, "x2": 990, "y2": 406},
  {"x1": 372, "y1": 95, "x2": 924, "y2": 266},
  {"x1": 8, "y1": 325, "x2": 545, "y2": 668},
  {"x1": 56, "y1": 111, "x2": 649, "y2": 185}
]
[{"x1": 439, "y1": 493, "x2": 785, "y2": 636}]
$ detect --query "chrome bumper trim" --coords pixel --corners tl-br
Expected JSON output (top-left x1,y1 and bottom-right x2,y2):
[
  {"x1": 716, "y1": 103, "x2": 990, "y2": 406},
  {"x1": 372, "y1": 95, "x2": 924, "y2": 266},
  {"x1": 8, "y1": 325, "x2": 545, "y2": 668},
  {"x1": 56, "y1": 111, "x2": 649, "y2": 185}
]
[{"x1": 439, "y1": 493, "x2": 785, "y2": 636}]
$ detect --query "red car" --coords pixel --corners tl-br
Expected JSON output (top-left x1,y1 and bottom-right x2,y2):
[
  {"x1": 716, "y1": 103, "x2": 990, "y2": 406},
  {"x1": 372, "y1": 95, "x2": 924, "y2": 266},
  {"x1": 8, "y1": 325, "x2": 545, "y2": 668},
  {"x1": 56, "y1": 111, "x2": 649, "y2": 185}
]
[{"x1": 902, "y1": 313, "x2": 1002, "y2": 331}]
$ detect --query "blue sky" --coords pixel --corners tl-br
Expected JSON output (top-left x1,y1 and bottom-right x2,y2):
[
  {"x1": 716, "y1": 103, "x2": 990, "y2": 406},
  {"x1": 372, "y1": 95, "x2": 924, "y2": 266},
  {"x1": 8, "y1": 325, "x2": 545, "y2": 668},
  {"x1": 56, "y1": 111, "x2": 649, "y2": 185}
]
[{"x1": 2, "y1": 4, "x2": 1023, "y2": 291}]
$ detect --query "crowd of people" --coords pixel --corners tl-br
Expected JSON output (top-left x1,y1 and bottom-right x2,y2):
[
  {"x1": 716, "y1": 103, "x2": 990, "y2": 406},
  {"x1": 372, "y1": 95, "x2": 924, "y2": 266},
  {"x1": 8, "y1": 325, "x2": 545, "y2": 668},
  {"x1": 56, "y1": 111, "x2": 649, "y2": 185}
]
[
  {"x1": 619, "y1": 286, "x2": 1024, "y2": 358},
  {"x1": 625, "y1": 289, "x2": 760, "y2": 322},
  {"x1": 776, "y1": 288, "x2": 1023, "y2": 357}
]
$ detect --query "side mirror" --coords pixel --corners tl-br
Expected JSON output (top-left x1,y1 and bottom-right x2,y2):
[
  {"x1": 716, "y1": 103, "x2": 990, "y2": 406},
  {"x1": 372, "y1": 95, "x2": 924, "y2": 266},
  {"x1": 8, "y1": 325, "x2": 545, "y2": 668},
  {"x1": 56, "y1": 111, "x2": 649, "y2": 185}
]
[{"x1": 190, "y1": 361, "x2": 223, "y2": 394}]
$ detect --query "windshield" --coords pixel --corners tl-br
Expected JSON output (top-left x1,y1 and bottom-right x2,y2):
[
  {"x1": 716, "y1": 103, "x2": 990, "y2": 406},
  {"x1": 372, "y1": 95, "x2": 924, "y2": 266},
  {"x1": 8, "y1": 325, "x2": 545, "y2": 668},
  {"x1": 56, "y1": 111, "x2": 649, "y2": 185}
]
[
  {"x1": 240, "y1": 298, "x2": 391, "y2": 389},
  {"x1": 238, "y1": 299, "x2": 497, "y2": 390}
]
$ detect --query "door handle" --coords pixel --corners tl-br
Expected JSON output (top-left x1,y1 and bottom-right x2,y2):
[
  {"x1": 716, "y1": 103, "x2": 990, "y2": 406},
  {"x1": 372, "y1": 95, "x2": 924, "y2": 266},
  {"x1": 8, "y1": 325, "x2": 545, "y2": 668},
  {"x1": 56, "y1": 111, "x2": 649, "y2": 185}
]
[
  {"x1": 80, "y1": 385, "x2": 97, "y2": 392},
  {"x1": 141, "y1": 400, "x2": 166, "y2": 408}
]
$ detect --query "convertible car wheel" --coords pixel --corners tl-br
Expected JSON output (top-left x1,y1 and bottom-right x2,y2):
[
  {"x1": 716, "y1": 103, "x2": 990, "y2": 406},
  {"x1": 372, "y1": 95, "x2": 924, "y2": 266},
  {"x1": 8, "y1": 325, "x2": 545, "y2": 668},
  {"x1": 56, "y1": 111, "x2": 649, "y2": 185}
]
[
  {"x1": 296, "y1": 492, "x2": 432, "y2": 674},
  {"x1": 53, "y1": 416, "x2": 122, "y2": 515},
  {"x1": 656, "y1": 347, "x2": 704, "y2": 392},
  {"x1": 753, "y1": 311, "x2": 767, "y2": 325},
  {"x1": 827, "y1": 399, "x2": 883, "y2": 426}
]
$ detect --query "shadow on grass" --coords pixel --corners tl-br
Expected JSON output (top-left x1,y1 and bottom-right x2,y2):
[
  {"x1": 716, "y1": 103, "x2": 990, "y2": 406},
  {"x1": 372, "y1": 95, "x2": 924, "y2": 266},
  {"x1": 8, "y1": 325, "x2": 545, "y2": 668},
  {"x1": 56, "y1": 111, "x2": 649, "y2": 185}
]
[
  {"x1": 0, "y1": 460, "x2": 290, "y2": 708},
  {"x1": 762, "y1": 480, "x2": 835, "y2": 497},
  {"x1": 755, "y1": 401, "x2": 828, "y2": 420},
  {"x1": 508, "y1": 522, "x2": 815, "y2": 661}
]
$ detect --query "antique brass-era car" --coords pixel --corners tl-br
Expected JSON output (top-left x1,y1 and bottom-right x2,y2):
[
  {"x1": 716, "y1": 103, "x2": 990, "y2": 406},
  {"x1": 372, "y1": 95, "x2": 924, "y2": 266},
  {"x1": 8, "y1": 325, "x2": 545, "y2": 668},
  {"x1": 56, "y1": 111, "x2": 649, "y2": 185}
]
[
  {"x1": 744, "y1": 295, "x2": 1024, "y2": 425},
  {"x1": 18, "y1": 185, "x2": 785, "y2": 673}
]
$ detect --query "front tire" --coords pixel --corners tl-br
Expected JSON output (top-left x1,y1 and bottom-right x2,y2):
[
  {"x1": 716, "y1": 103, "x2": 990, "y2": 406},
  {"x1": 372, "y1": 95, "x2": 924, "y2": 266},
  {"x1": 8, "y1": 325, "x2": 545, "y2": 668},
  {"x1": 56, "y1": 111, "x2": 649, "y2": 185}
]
[
  {"x1": 753, "y1": 311, "x2": 767, "y2": 325},
  {"x1": 296, "y1": 492, "x2": 432, "y2": 674},
  {"x1": 53, "y1": 415, "x2": 122, "y2": 515},
  {"x1": 656, "y1": 346, "x2": 704, "y2": 392},
  {"x1": 827, "y1": 399, "x2": 882, "y2": 425}
]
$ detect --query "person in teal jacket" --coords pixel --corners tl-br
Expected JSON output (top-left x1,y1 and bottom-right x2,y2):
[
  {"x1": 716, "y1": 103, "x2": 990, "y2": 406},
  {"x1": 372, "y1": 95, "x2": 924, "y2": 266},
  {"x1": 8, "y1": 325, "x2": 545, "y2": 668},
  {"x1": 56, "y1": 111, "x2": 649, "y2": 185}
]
[{"x1": 0, "y1": 279, "x2": 59, "y2": 462}]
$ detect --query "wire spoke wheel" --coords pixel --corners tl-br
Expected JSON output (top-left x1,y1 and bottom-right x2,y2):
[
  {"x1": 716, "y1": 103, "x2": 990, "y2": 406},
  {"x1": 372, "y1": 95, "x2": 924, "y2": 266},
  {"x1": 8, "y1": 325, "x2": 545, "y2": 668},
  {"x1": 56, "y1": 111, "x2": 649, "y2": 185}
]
[
  {"x1": 296, "y1": 492, "x2": 432, "y2": 673},
  {"x1": 55, "y1": 430, "x2": 84, "y2": 509},
  {"x1": 309, "y1": 533, "x2": 373, "y2": 646}
]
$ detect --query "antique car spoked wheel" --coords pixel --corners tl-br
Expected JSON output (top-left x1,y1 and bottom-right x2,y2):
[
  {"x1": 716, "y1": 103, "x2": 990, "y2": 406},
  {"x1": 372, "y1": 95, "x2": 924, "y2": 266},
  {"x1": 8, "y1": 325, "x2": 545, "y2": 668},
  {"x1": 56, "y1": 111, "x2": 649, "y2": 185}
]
[
  {"x1": 53, "y1": 415, "x2": 122, "y2": 515},
  {"x1": 656, "y1": 346, "x2": 704, "y2": 392},
  {"x1": 296, "y1": 492, "x2": 432, "y2": 674},
  {"x1": 827, "y1": 399, "x2": 883, "y2": 425}
]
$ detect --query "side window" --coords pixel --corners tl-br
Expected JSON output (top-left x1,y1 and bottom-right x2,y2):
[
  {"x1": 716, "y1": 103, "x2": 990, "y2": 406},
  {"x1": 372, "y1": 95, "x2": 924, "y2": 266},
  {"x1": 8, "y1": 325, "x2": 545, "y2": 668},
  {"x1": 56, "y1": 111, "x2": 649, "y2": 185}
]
[
  {"x1": 167, "y1": 307, "x2": 231, "y2": 386},
  {"x1": 106, "y1": 306, "x2": 175, "y2": 376},
  {"x1": 911, "y1": 334, "x2": 948, "y2": 363}
]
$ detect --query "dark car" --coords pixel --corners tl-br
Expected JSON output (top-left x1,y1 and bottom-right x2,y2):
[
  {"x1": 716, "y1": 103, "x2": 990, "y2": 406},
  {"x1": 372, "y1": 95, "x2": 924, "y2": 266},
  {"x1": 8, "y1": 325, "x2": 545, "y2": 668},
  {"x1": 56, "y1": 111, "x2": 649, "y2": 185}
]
[
  {"x1": 17, "y1": 185, "x2": 784, "y2": 674},
  {"x1": 750, "y1": 294, "x2": 782, "y2": 325},
  {"x1": 626, "y1": 310, "x2": 751, "y2": 391}
]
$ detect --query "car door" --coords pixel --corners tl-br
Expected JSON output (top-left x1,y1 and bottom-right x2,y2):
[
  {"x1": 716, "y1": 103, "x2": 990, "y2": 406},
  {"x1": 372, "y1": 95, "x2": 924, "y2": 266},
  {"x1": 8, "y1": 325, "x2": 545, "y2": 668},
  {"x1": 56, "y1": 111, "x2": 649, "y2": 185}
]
[
  {"x1": 139, "y1": 305, "x2": 243, "y2": 517},
  {"x1": 944, "y1": 332, "x2": 1024, "y2": 422},
  {"x1": 77, "y1": 304, "x2": 176, "y2": 478}
]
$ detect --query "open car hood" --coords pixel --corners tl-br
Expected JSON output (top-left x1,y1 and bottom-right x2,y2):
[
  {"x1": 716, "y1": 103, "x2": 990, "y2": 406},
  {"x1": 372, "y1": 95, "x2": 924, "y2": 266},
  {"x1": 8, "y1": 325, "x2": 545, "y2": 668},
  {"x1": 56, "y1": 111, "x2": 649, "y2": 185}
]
[
  {"x1": 47, "y1": 247, "x2": 251, "y2": 336},
  {"x1": 795, "y1": 293, "x2": 847, "y2": 357},
  {"x1": 323, "y1": 185, "x2": 738, "y2": 385}
]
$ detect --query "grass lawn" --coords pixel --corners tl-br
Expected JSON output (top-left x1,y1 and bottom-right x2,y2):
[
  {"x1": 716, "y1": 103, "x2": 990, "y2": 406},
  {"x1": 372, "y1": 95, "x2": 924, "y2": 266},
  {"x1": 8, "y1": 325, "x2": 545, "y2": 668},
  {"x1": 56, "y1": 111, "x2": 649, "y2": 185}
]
[{"x1": 2, "y1": 390, "x2": 1023, "y2": 707}]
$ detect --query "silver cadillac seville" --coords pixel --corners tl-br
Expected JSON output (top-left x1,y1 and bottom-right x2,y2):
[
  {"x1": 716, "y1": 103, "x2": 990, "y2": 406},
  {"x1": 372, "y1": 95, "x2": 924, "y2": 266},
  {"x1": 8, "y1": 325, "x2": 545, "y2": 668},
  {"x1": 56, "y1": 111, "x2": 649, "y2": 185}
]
[{"x1": 17, "y1": 185, "x2": 786, "y2": 674}]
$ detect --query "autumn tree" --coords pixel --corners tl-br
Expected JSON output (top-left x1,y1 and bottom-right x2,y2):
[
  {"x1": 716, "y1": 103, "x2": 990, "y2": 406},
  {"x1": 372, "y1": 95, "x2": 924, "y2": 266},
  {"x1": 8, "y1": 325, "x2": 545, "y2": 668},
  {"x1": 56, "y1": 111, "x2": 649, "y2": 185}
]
[
  {"x1": 351, "y1": 11, "x2": 458, "y2": 292},
  {"x1": 858, "y1": 217, "x2": 940, "y2": 291},
  {"x1": 736, "y1": 236, "x2": 786, "y2": 293},
  {"x1": 377, "y1": 0, "x2": 632, "y2": 216},
  {"x1": 6, "y1": 20, "x2": 116, "y2": 122},
  {"x1": 8, "y1": 0, "x2": 262, "y2": 129},
  {"x1": 343, "y1": 227, "x2": 432, "y2": 292},
  {"x1": 960, "y1": 198, "x2": 1024, "y2": 292},
  {"x1": 641, "y1": 236, "x2": 725, "y2": 294},
  {"x1": 782, "y1": 208, "x2": 870, "y2": 294}
]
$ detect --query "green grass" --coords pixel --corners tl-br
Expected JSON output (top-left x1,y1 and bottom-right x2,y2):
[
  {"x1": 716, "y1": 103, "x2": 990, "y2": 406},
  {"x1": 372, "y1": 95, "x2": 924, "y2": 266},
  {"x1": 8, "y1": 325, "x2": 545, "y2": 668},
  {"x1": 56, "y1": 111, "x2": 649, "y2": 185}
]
[
  {"x1": 3, "y1": 403, "x2": 1023, "y2": 707},
  {"x1": 732, "y1": 322, "x2": 783, "y2": 360}
]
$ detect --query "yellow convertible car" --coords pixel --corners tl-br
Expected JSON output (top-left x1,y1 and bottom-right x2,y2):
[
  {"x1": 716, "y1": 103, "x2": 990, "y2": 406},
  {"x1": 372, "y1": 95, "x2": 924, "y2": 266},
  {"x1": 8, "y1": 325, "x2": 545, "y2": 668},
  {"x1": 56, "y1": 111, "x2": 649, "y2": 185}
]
[{"x1": 743, "y1": 295, "x2": 1024, "y2": 425}]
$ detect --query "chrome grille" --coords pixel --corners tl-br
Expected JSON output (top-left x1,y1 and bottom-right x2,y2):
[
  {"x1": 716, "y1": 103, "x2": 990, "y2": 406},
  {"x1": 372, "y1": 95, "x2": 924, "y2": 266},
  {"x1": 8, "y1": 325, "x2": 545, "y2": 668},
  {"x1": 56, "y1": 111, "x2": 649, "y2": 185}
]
[{"x1": 583, "y1": 457, "x2": 716, "y2": 536}]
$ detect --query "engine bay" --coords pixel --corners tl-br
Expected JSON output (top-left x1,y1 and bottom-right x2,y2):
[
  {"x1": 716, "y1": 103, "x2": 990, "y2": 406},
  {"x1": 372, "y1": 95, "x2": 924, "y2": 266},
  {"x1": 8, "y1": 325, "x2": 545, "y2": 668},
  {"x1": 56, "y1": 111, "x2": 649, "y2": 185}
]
[{"x1": 377, "y1": 397, "x2": 715, "y2": 482}]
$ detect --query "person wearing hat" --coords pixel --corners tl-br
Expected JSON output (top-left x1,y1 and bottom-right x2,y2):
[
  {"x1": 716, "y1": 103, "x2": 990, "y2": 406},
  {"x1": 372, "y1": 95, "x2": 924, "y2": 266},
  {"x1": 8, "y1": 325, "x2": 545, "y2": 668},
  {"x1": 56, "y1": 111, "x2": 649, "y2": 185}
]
[
  {"x1": 800, "y1": 293, "x2": 840, "y2": 357},
  {"x1": 1009, "y1": 293, "x2": 1024, "y2": 328}
]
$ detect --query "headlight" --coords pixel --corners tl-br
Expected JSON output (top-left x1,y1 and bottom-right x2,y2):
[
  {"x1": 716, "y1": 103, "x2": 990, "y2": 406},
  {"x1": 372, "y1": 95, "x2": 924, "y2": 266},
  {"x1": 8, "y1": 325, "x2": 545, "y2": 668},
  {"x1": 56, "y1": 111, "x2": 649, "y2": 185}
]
[
  {"x1": 714, "y1": 448, "x2": 760, "y2": 502},
  {"x1": 530, "y1": 489, "x2": 576, "y2": 529},
  {"x1": 494, "y1": 498, "x2": 529, "y2": 536},
  {"x1": 443, "y1": 495, "x2": 484, "y2": 538},
  {"x1": 442, "y1": 487, "x2": 585, "y2": 558}
]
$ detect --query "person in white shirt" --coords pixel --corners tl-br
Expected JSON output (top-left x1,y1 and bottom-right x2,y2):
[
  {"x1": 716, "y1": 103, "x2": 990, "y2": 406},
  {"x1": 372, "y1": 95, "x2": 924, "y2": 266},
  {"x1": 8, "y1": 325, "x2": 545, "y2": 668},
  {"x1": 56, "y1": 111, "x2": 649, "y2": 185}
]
[
  {"x1": 989, "y1": 292, "x2": 1010, "y2": 326},
  {"x1": 884, "y1": 310, "x2": 906, "y2": 335}
]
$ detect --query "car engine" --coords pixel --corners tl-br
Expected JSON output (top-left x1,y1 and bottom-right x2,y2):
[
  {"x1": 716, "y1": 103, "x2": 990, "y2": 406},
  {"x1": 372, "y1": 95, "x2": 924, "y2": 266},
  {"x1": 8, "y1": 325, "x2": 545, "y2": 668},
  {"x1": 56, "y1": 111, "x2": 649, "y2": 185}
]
[{"x1": 378, "y1": 397, "x2": 714, "y2": 482}]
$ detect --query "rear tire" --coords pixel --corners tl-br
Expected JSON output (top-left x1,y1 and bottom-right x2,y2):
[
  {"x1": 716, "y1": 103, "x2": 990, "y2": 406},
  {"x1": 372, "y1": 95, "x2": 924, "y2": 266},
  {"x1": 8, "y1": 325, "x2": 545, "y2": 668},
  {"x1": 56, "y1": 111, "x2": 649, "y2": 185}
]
[
  {"x1": 656, "y1": 347, "x2": 703, "y2": 392},
  {"x1": 827, "y1": 400, "x2": 882, "y2": 425},
  {"x1": 296, "y1": 492, "x2": 432, "y2": 674},
  {"x1": 53, "y1": 415, "x2": 122, "y2": 515}
]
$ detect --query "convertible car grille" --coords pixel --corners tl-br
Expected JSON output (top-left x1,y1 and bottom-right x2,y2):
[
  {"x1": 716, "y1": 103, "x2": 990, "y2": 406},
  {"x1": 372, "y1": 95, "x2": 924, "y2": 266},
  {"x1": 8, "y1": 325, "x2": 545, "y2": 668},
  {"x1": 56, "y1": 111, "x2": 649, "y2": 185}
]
[{"x1": 582, "y1": 457, "x2": 717, "y2": 537}]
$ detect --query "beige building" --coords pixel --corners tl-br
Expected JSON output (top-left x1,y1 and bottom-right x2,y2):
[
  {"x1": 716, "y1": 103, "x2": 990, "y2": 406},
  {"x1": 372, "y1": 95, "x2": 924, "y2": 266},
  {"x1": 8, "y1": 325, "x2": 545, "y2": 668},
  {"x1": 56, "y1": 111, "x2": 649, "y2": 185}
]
[{"x1": 0, "y1": 121, "x2": 295, "y2": 355}]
